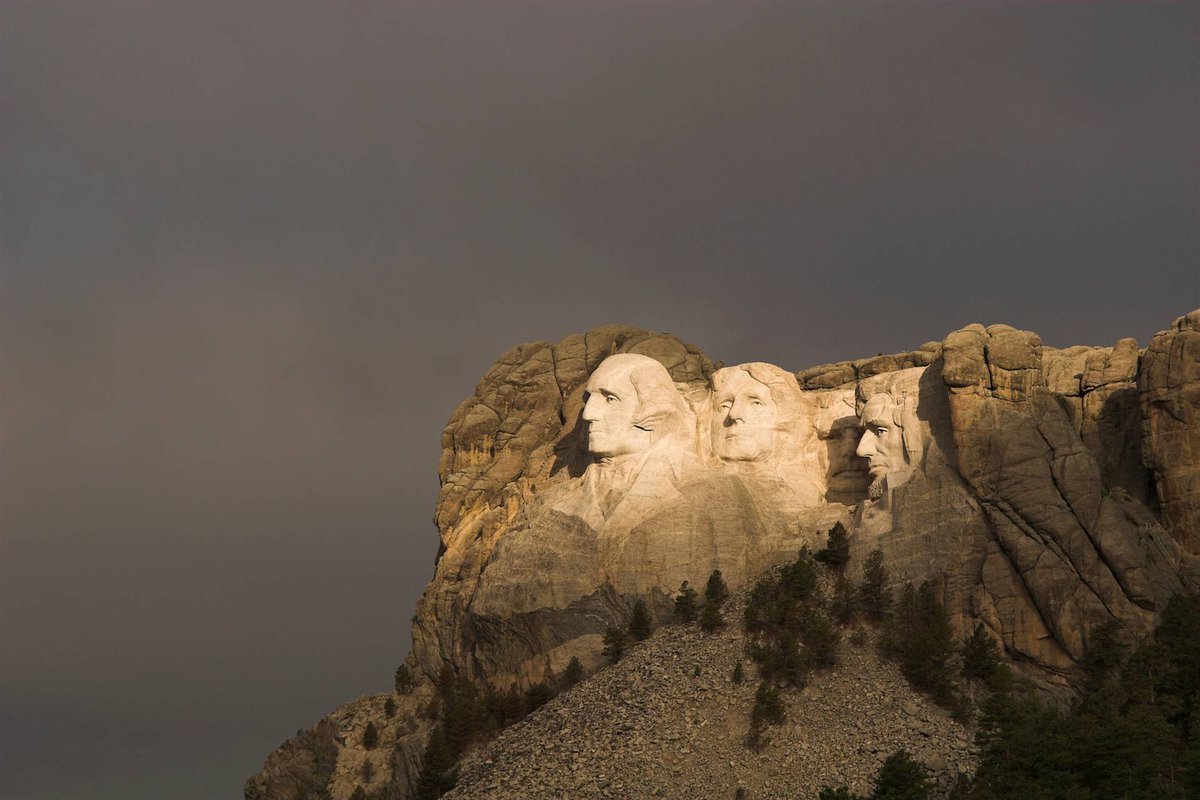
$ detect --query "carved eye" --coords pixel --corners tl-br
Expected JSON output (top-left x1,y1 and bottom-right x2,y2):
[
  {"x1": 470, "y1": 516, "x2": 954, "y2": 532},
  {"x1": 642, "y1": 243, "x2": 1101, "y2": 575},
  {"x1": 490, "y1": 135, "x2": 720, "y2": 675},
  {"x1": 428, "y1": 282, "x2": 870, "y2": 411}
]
[
  {"x1": 877, "y1": 427, "x2": 888, "y2": 436},
  {"x1": 719, "y1": 401, "x2": 733, "y2": 412},
  {"x1": 605, "y1": 394, "x2": 619, "y2": 403},
  {"x1": 751, "y1": 400, "x2": 763, "y2": 407}
]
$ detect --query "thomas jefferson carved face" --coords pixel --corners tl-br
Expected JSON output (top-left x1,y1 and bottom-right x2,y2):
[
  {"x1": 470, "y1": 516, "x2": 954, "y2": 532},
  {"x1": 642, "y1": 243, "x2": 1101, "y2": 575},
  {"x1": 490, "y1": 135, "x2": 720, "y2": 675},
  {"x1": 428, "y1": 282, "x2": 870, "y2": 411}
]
[
  {"x1": 582, "y1": 354, "x2": 683, "y2": 460},
  {"x1": 856, "y1": 393, "x2": 905, "y2": 499},
  {"x1": 711, "y1": 369, "x2": 778, "y2": 461}
]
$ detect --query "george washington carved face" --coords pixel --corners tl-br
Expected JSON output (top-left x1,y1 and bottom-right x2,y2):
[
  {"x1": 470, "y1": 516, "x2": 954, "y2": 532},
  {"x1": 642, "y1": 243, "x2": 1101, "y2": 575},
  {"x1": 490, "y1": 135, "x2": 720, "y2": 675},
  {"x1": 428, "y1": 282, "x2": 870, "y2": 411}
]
[{"x1": 582, "y1": 354, "x2": 685, "y2": 460}]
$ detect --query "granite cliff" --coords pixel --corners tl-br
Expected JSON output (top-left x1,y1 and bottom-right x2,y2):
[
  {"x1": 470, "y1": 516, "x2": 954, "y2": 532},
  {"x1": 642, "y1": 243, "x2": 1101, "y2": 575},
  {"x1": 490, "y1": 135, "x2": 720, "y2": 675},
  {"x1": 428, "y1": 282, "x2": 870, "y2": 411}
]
[{"x1": 247, "y1": 312, "x2": 1199, "y2": 800}]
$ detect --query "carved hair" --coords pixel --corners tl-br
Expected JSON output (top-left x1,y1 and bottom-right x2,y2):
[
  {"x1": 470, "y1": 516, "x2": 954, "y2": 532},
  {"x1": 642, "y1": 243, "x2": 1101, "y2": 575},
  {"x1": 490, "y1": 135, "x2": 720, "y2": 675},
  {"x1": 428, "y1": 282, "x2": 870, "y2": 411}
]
[
  {"x1": 857, "y1": 390, "x2": 915, "y2": 467},
  {"x1": 711, "y1": 362, "x2": 804, "y2": 428},
  {"x1": 861, "y1": 392, "x2": 904, "y2": 426}
]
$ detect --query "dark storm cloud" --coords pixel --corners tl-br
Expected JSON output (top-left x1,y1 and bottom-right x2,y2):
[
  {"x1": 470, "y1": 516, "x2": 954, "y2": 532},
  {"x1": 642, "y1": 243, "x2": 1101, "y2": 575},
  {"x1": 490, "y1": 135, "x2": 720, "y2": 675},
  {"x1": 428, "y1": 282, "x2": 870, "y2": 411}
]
[{"x1": 1, "y1": 3, "x2": 1196, "y2": 798}]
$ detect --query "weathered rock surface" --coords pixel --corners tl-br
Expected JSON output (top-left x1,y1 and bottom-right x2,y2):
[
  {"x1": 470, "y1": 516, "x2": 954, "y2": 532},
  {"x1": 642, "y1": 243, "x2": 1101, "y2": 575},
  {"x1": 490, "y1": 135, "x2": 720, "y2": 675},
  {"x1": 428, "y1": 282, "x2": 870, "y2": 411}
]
[
  {"x1": 1141, "y1": 310, "x2": 1200, "y2": 556},
  {"x1": 245, "y1": 689, "x2": 431, "y2": 800},
  {"x1": 413, "y1": 326, "x2": 716, "y2": 690},
  {"x1": 1041, "y1": 338, "x2": 1155, "y2": 506},
  {"x1": 916, "y1": 324, "x2": 1183, "y2": 681},
  {"x1": 248, "y1": 312, "x2": 1199, "y2": 800},
  {"x1": 795, "y1": 342, "x2": 941, "y2": 390}
]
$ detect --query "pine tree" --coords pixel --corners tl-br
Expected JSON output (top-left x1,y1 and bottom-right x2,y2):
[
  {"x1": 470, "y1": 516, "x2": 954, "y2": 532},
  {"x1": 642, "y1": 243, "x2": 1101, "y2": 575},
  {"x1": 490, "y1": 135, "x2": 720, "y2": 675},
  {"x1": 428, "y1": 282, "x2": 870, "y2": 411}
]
[
  {"x1": 859, "y1": 549, "x2": 891, "y2": 621},
  {"x1": 871, "y1": 749, "x2": 932, "y2": 800},
  {"x1": 962, "y1": 622, "x2": 1002, "y2": 683},
  {"x1": 362, "y1": 721, "x2": 379, "y2": 749},
  {"x1": 350, "y1": 786, "x2": 367, "y2": 800},
  {"x1": 414, "y1": 726, "x2": 459, "y2": 800},
  {"x1": 1155, "y1": 590, "x2": 1200, "y2": 725},
  {"x1": 962, "y1": 591, "x2": 1200, "y2": 800},
  {"x1": 674, "y1": 581, "x2": 699, "y2": 623},
  {"x1": 629, "y1": 598, "x2": 652, "y2": 640},
  {"x1": 523, "y1": 682, "x2": 555, "y2": 713},
  {"x1": 732, "y1": 662, "x2": 745, "y2": 684},
  {"x1": 384, "y1": 696, "x2": 397, "y2": 717},
  {"x1": 818, "y1": 789, "x2": 862, "y2": 800},
  {"x1": 562, "y1": 656, "x2": 583, "y2": 689},
  {"x1": 395, "y1": 663, "x2": 414, "y2": 694},
  {"x1": 1082, "y1": 619, "x2": 1126, "y2": 692},
  {"x1": 801, "y1": 610, "x2": 840, "y2": 668},
  {"x1": 815, "y1": 521, "x2": 851, "y2": 569},
  {"x1": 435, "y1": 663, "x2": 493, "y2": 755},
  {"x1": 602, "y1": 626, "x2": 627, "y2": 664},
  {"x1": 700, "y1": 599, "x2": 725, "y2": 632},
  {"x1": 881, "y1": 582, "x2": 957, "y2": 705},
  {"x1": 435, "y1": 663, "x2": 456, "y2": 701},
  {"x1": 751, "y1": 681, "x2": 786, "y2": 726},
  {"x1": 1184, "y1": 706, "x2": 1200, "y2": 800},
  {"x1": 831, "y1": 573, "x2": 856, "y2": 625},
  {"x1": 780, "y1": 552, "x2": 817, "y2": 601},
  {"x1": 705, "y1": 569, "x2": 729, "y2": 606}
]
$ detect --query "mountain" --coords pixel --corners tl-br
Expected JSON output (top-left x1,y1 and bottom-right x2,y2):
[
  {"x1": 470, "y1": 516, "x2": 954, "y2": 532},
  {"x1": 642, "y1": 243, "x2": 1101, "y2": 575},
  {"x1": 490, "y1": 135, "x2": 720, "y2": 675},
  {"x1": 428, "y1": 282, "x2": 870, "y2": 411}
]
[{"x1": 246, "y1": 311, "x2": 1199, "y2": 800}]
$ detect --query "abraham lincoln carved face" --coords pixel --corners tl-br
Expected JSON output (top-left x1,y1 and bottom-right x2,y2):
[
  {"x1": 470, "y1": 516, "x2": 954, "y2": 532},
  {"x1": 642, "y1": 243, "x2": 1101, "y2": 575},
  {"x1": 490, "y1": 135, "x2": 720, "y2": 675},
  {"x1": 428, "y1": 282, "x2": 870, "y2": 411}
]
[{"x1": 855, "y1": 393, "x2": 906, "y2": 499}]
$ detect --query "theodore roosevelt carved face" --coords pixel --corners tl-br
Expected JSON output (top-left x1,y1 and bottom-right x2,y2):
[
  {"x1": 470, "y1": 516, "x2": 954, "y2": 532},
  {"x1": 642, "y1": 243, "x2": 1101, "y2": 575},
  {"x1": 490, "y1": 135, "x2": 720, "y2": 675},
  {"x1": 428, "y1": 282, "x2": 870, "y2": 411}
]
[{"x1": 582, "y1": 354, "x2": 686, "y2": 460}]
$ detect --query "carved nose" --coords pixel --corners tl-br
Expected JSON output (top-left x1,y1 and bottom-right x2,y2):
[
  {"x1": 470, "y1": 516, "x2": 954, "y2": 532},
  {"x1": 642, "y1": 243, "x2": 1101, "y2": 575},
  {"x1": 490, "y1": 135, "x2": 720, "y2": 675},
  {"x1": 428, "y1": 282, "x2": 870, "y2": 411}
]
[{"x1": 856, "y1": 433, "x2": 876, "y2": 458}]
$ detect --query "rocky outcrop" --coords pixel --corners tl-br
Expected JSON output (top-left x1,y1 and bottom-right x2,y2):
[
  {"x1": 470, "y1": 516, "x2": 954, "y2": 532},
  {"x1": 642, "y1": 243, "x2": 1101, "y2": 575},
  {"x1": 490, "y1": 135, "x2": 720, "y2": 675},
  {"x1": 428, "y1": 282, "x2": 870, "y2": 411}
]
[
  {"x1": 1042, "y1": 338, "x2": 1155, "y2": 506},
  {"x1": 413, "y1": 326, "x2": 715, "y2": 688},
  {"x1": 934, "y1": 324, "x2": 1182, "y2": 676},
  {"x1": 247, "y1": 312, "x2": 1198, "y2": 800},
  {"x1": 795, "y1": 342, "x2": 942, "y2": 390},
  {"x1": 1140, "y1": 310, "x2": 1200, "y2": 556},
  {"x1": 245, "y1": 689, "x2": 432, "y2": 800}
]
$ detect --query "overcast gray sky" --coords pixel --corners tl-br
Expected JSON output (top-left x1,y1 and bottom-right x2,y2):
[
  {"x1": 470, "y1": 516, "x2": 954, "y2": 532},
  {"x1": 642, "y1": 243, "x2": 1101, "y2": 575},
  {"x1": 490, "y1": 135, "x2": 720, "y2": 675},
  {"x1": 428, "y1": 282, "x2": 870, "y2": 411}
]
[{"x1": 1, "y1": 3, "x2": 1197, "y2": 799}]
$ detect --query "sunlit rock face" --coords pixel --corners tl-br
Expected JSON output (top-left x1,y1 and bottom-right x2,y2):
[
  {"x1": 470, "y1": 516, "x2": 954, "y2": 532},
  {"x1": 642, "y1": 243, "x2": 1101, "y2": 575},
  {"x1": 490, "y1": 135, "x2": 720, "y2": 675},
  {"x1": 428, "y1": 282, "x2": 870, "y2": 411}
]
[
  {"x1": 450, "y1": 351, "x2": 849, "y2": 688},
  {"x1": 1141, "y1": 310, "x2": 1200, "y2": 555},
  {"x1": 249, "y1": 315, "x2": 1200, "y2": 800},
  {"x1": 412, "y1": 318, "x2": 1196, "y2": 692}
]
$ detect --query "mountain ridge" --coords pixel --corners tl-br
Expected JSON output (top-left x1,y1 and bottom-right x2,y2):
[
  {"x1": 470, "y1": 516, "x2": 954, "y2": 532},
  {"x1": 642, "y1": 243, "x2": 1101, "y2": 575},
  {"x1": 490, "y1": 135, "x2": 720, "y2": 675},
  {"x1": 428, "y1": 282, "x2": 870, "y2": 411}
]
[{"x1": 246, "y1": 310, "x2": 1199, "y2": 800}]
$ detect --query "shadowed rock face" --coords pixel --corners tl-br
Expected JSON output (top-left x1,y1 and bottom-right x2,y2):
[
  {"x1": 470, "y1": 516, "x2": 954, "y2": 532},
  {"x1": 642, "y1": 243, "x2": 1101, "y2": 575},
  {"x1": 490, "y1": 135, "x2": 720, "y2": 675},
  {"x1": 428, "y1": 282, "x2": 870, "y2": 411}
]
[
  {"x1": 248, "y1": 314, "x2": 1199, "y2": 800},
  {"x1": 912, "y1": 325, "x2": 1183, "y2": 681},
  {"x1": 1141, "y1": 310, "x2": 1200, "y2": 555}
]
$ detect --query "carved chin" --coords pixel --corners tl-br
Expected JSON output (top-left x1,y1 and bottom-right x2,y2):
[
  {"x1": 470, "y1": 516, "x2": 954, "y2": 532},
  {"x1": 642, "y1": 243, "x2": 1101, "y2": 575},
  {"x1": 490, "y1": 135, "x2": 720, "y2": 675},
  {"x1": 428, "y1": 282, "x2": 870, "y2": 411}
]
[
  {"x1": 829, "y1": 470, "x2": 872, "y2": 493},
  {"x1": 587, "y1": 433, "x2": 648, "y2": 458},
  {"x1": 718, "y1": 440, "x2": 772, "y2": 462}
]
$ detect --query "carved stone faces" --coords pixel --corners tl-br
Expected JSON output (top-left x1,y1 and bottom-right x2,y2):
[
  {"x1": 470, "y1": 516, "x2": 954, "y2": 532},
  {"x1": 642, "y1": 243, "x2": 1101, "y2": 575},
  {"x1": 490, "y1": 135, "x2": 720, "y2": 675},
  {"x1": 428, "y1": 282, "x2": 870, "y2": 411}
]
[
  {"x1": 711, "y1": 368, "x2": 778, "y2": 462},
  {"x1": 822, "y1": 414, "x2": 871, "y2": 500},
  {"x1": 856, "y1": 393, "x2": 905, "y2": 500},
  {"x1": 583, "y1": 361, "x2": 650, "y2": 458},
  {"x1": 709, "y1": 362, "x2": 808, "y2": 468},
  {"x1": 560, "y1": 355, "x2": 835, "y2": 534},
  {"x1": 582, "y1": 354, "x2": 685, "y2": 459}
]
